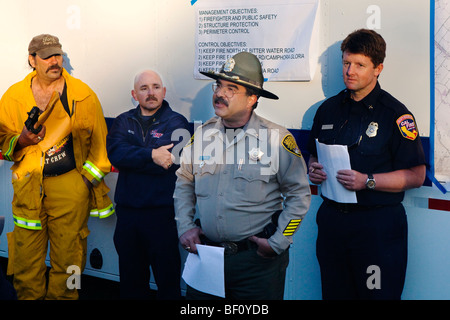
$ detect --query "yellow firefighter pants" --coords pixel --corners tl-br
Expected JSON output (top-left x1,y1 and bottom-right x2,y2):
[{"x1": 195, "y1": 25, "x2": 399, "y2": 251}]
[{"x1": 7, "y1": 169, "x2": 90, "y2": 300}]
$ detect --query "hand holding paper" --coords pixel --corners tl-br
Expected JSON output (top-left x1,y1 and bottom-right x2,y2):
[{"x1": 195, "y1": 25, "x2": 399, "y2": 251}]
[
  {"x1": 182, "y1": 244, "x2": 225, "y2": 298},
  {"x1": 315, "y1": 139, "x2": 357, "y2": 203}
]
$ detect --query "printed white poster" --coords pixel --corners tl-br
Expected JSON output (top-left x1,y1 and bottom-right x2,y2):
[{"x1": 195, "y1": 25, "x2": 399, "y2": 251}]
[{"x1": 194, "y1": 0, "x2": 320, "y2": 81}]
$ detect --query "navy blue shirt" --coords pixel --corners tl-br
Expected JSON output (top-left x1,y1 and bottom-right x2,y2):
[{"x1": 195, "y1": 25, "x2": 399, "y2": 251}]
[{"x1": 307, "y1": 82, "x2": 426, "y2": 206}]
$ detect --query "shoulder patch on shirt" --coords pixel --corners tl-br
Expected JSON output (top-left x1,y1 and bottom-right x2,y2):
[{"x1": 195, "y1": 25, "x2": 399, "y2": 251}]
[
  {"x1": 282, "y1": 134, "x2": 302, "y2": 157},
  {"x1": 396, "y1": 114, "x2": 418, "y2": 141}
]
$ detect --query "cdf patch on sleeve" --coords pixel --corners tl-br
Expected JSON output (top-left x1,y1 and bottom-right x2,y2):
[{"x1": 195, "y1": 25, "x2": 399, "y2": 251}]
[{"x1": 396, "y1": 114, "x2": 418, "y2": 141}]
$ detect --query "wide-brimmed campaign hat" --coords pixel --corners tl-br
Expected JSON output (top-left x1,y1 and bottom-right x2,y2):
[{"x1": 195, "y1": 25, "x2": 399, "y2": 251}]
[{"x1": 200, "y1": 51, "x2": 278, "y2": 100}]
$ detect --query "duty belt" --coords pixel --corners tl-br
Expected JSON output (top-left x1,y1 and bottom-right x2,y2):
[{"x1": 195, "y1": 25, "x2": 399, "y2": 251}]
[
  {"x1": 195, "y1": 210, "x2": 281, "y2": 255},
  {"x1": 200, "y1": 231, "x2": 265, "y2": 255}
]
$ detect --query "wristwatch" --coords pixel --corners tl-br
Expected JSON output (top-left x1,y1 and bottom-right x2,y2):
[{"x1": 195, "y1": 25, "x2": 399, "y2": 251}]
[{"x1": 366, "y1": 173, "x2": 376, "y2": 190}]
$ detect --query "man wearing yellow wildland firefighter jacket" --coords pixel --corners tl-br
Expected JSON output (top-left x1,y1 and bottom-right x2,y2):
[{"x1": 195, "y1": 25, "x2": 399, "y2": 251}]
[{"x1": 0, "y1": 34, "x2": 114, "y2": 300}]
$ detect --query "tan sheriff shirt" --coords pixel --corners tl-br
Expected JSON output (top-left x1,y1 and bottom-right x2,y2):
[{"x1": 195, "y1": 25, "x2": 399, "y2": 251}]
[{"x1": 174, "y1": 112, "x2": 311, "y2": 254}]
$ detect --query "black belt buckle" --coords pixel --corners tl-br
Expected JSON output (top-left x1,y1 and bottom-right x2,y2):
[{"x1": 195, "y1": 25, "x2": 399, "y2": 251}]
[
  {"x1": 221, "y1": 242, "x2": 238, "y2": 255},
  {"x1": 326, "y1": 199, "x2": 382, "y2": 213},
  {"x1": 326, "y1": 199, "x2": 352, "y2": 213}
]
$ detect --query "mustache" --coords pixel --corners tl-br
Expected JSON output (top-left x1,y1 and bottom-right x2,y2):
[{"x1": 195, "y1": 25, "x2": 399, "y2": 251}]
[
  {"x1": 214, "y1": 96, "x2": 228, "y2": 106},
  {"x1": 146, "y1": 95, "x2": 158, "y2": 102},
  {"x1": 46, "y1": 65, "x2": 62, "y2": 73}
]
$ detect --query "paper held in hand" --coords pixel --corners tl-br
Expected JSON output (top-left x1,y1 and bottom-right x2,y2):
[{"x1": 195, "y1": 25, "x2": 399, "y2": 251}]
[{"x1": 315, "y1": 139, "x2": 357, "y2": 203}]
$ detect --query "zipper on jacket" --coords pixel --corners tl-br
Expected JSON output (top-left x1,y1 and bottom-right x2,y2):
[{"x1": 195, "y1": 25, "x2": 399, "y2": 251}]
[
  {"x1": 130, "y1": 113, "x2": 161, "y2": 144},
  {"x1": 131, "y1": 117, "x2": 148, "y2": 143}
]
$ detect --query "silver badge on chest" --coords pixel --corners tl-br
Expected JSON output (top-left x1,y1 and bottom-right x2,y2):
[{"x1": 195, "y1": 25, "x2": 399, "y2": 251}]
[
  {"x1": 248, "y1": 148, "x2": 264, "y2": 161},
  {"x1": 366, "y1": 122, "x2": 378, "y2": 138}
]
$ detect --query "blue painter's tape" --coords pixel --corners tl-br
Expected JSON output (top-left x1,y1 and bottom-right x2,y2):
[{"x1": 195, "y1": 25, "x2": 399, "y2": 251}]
[{"x1": 427, "y1": 169, "x2": 447, "y2": 194}]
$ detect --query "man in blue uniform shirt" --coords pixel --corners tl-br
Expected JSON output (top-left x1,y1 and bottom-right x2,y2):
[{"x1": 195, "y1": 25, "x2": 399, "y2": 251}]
[
  {"x1": 307, "y1": 29, "x2": 426, "y2": 299},
  {"x1": 107, "y1": 70, "x2": 190, "y2": 299}
]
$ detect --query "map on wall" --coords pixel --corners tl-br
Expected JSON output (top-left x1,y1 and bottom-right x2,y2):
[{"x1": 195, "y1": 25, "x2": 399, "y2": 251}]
[{"x1": 434, "y1": 0, "x2": 450, "y2": 189}]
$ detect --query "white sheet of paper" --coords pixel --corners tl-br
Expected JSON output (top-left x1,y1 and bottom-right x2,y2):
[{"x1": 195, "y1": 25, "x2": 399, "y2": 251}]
[
  {"x1": 182, "y1": 244, "x2": 225, "y2": 298},
  {"x1": 315, "y1": 139, "x2": 357, "y2": 203}
]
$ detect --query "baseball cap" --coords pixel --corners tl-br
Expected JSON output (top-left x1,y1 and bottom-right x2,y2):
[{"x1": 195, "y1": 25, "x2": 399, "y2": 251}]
[{"x1": 28, "y1": 34, "x2": 63, "y2": 59}]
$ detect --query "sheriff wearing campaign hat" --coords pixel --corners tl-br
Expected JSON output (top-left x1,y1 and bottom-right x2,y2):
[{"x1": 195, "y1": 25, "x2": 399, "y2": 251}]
[{"x1": 174, "y1": 51, "x2": 311, "y2": 300}]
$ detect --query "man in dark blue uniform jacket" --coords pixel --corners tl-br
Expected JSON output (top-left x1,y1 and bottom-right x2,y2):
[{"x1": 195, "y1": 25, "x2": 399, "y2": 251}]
[
  {"x1": 307, "y1": 29, "x2": 426, "y2": 300},
  {"x1": 107, "y1": 70, "x2": 190, "y2": 299}
]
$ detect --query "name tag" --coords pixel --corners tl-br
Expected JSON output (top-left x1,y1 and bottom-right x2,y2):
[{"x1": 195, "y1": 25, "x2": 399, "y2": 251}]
[{"x1": 321, "y1": 124, "x2": 333, "y2": 130}]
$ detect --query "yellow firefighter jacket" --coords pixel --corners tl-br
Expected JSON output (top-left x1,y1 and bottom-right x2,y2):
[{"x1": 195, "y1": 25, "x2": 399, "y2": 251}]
[{"x1": 0, "y1": 69, "x2": 114, "y2": 230}]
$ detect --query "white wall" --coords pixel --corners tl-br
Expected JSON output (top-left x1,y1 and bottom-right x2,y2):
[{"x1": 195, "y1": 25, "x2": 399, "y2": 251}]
[{"x1": 0, "y1": 0, "x2": 430, "y2": 134}]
